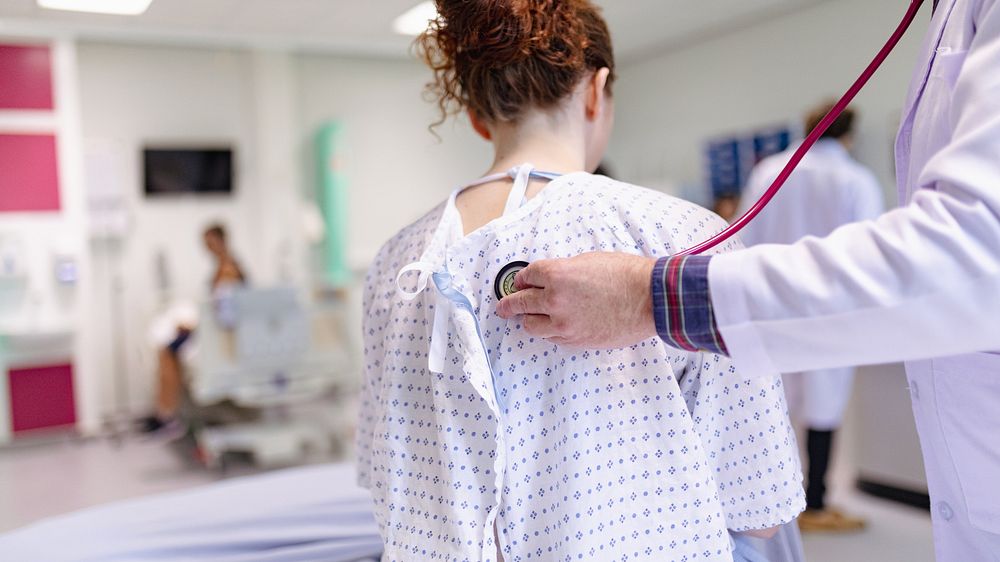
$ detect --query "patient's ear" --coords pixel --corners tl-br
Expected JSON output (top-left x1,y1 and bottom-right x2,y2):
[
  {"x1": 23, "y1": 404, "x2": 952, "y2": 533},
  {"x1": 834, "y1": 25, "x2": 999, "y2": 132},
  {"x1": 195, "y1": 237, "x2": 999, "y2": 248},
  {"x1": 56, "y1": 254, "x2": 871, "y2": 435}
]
[
  {"x1": 585, "y1": 68, "x2": 611, "y2": 121},
  {"x1": 468, "y1": 109, "x2": 492, "y2": 141}
]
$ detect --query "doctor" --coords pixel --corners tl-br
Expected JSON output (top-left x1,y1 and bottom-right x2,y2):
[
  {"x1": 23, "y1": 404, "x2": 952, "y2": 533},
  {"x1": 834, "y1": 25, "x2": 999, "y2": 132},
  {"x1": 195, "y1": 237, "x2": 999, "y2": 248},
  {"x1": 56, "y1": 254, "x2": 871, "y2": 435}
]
[
  {"x1": 739, "y1": 101, "x2": 883, "y2": 533},
  {"x1": 496, "y1": 1, "x2": 1000, "y2": 560}
]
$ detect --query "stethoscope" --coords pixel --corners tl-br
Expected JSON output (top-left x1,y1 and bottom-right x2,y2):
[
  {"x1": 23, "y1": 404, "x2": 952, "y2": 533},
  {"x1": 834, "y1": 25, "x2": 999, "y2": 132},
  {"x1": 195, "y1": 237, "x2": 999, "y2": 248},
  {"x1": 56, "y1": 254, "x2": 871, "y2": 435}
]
[{"x1": 679, "y1": 0, "x2": 926, "y2": 256}]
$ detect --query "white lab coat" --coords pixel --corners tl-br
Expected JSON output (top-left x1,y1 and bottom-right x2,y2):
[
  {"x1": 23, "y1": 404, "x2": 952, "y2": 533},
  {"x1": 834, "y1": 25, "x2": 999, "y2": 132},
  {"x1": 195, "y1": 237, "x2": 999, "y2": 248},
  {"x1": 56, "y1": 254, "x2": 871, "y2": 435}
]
[
  {"x1": 738, "y1": 140, "x2": 885, "y2": 429},
  {"x1": 708, "y1": 0, "x2": 1000, "y2": 559}
]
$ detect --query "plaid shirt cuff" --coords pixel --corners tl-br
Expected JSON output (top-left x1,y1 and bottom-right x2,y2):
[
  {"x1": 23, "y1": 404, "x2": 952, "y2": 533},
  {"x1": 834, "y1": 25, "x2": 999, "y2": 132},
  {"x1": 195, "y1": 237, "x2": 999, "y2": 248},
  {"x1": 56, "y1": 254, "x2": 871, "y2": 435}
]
[{"x1": 651, "y1": 255, "x2": 728, "y2": 355}]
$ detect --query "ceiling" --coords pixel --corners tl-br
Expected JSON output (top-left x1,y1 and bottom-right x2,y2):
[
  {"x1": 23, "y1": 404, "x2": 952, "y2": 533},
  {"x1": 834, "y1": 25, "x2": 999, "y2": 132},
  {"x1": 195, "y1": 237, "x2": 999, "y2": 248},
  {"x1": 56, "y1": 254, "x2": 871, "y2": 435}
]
[{"x1": 0, "y1": 0, "x2": 829, "y2": 61}]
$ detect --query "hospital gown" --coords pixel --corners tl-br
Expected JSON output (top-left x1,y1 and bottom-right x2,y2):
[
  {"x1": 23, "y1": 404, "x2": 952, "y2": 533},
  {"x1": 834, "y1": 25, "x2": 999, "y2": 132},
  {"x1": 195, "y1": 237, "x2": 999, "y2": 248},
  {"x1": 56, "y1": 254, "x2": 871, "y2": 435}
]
[{"x1": 357, "y1": 171, "x2": 805, "y2": 562}]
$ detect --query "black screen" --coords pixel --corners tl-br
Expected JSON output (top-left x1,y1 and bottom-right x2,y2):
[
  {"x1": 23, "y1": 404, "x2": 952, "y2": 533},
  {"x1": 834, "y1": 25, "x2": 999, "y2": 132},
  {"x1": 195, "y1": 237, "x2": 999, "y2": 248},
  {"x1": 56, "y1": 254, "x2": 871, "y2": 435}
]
[{"x1": 143, "y1": 148, "x2": 233, "y2": 195}]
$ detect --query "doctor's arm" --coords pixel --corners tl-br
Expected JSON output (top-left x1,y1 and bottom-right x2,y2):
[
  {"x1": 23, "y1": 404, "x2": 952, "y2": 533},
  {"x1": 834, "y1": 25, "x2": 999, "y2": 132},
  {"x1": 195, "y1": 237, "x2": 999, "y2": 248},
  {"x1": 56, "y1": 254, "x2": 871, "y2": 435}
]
[
  {"x1": 703, "y1": 4, "x2": 1000, "y2": 376},
  {"x1": 498, "y1": 4, "x2": 1000, "y2": 370}
]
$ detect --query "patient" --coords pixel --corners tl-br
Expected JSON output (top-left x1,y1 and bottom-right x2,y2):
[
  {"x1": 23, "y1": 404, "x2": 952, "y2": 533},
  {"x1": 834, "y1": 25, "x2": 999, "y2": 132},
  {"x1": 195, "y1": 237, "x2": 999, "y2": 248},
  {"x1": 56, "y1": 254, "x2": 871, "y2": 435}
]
[
  {"x1": 141, "y1": 223, "x2": 246, "y2": 434},
  {"x1": 357, "y1": 1, "x2": 804, "y2": 561}
]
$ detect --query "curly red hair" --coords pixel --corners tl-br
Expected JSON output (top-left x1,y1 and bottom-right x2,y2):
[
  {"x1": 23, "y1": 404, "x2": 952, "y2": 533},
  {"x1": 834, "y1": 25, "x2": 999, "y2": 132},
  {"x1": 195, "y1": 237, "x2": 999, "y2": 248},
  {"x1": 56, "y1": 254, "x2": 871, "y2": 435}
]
[{"x1": 416, "y1": 0, "x2": 615, "y2": 129}]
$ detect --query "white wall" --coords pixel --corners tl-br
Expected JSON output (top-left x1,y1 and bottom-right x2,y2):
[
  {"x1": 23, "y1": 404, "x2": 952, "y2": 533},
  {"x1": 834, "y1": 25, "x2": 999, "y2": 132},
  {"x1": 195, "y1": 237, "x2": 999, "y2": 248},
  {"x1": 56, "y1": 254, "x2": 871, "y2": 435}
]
[
  {"x1": 607, "y1": 0, "x2": 931, "y2": 205},
  {"x1": 295, "y1": 54, "x2": 491, "y2": 269},
  {"x1": 78, "y1": 43, "x2": 260, "y2": 299}
]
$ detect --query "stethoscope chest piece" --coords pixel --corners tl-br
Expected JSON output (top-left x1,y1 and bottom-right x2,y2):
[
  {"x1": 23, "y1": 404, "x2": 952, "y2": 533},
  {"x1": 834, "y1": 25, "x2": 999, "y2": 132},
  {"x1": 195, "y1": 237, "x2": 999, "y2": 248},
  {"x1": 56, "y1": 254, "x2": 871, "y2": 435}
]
[{"x1": 494, "y1": 261, "x2": 530, "y2": 300}]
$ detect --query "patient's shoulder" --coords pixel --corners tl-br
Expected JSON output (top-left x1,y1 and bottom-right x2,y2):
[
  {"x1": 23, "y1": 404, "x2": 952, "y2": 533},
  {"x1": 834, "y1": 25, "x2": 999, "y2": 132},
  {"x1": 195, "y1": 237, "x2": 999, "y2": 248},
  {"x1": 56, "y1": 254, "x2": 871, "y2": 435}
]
[
  {"x1": 363, "y1": 202, "x2": 446, "y2": 304},
  {"x1": 556, "y1": 173, "x2": 739, "y2": 256},
  {"x1": 380, "y1": 203, "x2": 446, "y2": 261}
]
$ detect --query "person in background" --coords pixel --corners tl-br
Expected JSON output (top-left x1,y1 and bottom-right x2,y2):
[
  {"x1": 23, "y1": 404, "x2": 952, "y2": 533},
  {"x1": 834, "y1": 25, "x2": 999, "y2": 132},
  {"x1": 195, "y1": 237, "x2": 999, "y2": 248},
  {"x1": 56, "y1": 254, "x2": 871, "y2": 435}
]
[
  {"x1": 140, "y1": 224, "x2": 246, "y2": 434},
  {"x1": 712, "y1": 193, "x2": 741, "y2": 222},
  {"x1": 738, "y1": 102, "x2": 884, "y2": 532}
]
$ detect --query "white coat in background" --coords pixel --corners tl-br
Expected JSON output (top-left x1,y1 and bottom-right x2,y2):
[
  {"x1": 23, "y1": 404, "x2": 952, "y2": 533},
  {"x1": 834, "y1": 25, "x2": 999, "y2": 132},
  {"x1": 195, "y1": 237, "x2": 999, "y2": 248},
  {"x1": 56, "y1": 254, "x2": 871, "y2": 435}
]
[
  {"x1": 738, "y1": 139, "x2": 885, "y2": 429},
  {"x1": 708, "y1": 0, "x2": 1000, "y2": 559}
]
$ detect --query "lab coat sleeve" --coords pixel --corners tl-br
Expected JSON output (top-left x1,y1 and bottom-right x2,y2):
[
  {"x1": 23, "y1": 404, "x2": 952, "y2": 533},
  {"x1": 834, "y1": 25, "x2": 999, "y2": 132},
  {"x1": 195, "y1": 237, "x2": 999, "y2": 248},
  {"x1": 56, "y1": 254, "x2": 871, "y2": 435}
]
[{"x1": 708, "y1": 2, "x2": 1000, "y2": 377}]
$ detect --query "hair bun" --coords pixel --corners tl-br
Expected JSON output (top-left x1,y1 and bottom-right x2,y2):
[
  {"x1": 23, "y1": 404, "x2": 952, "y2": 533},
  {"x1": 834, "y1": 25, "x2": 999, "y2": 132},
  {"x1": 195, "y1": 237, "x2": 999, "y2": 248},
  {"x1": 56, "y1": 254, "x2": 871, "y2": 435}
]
[
  {"x1": 436, "y1": 1, "x2": 527, "y2": 67},
  {"x1": 418, "y1": 0, "x2": 615, "y2": 128}
]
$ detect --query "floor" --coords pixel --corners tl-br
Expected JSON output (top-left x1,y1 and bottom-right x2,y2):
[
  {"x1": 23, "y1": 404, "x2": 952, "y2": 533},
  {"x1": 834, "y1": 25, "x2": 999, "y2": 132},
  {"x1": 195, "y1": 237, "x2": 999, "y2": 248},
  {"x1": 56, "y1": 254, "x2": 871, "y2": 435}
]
[
  {"x1": 0, "y1": 436, "x2": 934, "y2": 561},
  {"x1": 0, "y1": 435, "x2": 229, "y2": 535},
  {"x1": 809, "y1": 485, "x2": 935, "y2": 562}
]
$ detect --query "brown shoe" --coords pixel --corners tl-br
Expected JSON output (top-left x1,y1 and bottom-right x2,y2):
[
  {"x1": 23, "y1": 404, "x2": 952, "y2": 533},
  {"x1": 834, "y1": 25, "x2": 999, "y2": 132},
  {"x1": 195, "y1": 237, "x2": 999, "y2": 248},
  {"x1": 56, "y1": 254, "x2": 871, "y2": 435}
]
[{"x1": 797, "y1": 507, "x2": 868, "y2": 533}]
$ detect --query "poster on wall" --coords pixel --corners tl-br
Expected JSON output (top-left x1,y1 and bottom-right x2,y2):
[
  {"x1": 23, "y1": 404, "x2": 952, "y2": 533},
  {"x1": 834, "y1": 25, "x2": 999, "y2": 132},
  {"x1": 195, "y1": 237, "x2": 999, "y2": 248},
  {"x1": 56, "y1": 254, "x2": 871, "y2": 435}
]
[
  {"x1": 704, "y1": 124, "x2": 794, "y2": 199},
  {"x1": 705, "y1": 138, "x2": 749, "y2": 199},
  {"x1": 752, "y1": 127, "x2": 793, "y2": 165}
]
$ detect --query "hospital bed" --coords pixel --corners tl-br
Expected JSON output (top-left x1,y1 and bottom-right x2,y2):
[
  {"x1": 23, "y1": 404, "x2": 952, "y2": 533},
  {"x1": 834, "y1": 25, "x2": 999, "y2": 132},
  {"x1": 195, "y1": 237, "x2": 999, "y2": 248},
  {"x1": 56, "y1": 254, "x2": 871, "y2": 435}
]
[
  {"x1": 184, "y1": 287, "x2": 356, "y2": 469},
  {"x1": 0, "y1": 463, "x2": 383, "y2": 562},
  {"x1": 0, "y1": 460, "x2": 804, "y2": 562}
]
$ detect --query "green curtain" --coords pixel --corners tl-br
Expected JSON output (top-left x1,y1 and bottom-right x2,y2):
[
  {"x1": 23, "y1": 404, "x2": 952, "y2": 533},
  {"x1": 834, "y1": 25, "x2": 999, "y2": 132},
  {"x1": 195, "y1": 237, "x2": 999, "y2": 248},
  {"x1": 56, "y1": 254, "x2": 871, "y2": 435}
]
[{"x1": 316, "y1": 122, "x2": 352, "y2": 287}]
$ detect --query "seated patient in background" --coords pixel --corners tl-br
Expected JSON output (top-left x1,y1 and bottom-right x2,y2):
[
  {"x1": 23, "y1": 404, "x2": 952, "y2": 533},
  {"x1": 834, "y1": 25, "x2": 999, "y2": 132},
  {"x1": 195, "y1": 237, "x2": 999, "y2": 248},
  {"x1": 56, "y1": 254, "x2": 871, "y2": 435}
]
[
  {"x1": 141, "y1": 224, "x2": 246, "y2": 435},
  {"x1": 356, "y1": 1, "x2": 805, "y2": 561}
]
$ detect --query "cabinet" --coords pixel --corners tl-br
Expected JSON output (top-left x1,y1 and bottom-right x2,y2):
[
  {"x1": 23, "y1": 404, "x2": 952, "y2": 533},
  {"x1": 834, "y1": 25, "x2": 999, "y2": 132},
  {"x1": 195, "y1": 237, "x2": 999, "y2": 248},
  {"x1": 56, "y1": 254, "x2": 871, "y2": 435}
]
[{"x1": 0, "y1": 330, "x2": 76, "y2": 442}]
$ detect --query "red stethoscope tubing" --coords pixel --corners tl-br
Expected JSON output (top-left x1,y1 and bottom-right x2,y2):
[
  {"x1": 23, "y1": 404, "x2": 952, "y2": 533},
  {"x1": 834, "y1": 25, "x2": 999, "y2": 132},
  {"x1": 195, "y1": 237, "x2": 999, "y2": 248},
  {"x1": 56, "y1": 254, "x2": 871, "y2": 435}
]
[{"x1": 678, "y1": 0, "x2": 927, "y2": 257}]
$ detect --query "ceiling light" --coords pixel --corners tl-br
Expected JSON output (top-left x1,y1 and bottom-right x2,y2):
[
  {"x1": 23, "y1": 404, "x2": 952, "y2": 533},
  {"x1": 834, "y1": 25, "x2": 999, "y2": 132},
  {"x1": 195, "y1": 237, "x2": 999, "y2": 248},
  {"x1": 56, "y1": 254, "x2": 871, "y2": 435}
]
[
  {"x1": 393, "y1": 1, "x2": 437, "y2": 36},
  {"x1": 37, "y1": 0, "x2": 154, "y2": 16}
]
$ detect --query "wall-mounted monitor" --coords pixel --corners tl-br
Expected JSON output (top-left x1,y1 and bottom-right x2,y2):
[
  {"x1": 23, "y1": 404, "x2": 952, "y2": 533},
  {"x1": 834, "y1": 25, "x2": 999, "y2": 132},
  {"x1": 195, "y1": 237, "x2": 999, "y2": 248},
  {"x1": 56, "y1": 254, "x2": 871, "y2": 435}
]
[{"x1": 143, "y1": 147, "x2": 234, "y2": 196}]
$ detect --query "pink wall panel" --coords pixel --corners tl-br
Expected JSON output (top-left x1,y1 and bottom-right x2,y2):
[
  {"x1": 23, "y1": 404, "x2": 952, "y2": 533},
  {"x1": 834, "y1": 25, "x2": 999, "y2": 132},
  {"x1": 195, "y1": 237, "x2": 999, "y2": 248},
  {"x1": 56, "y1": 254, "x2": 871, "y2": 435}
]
[
  {"x1": 0, "y1": 134, "x2": 61, "y2": 212},
  {"x1": 0, "y1": 44, "x2": 54, "y2": 110},
  {"x1": 9, "y1": 363, "x2": 77, "y2": 434}
]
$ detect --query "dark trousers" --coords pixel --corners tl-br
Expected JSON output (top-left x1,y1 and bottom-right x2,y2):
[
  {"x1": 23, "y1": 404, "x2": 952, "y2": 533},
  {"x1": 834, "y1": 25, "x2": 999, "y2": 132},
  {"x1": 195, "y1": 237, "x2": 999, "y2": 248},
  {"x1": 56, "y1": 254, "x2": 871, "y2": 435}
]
[{"x1": 806, "y1": 428, "x2": 834, "y2": 511}]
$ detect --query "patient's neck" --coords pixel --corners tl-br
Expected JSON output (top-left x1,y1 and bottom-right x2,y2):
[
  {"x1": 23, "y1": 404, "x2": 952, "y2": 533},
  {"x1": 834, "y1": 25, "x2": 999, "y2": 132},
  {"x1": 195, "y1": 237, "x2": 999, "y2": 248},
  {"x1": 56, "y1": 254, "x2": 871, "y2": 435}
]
[
  {"x1": 456, "y1": 113, "x2": 588, "y2": 236},
  {"x1": 485, "y1": 111, "x2": 588, "y2": 177}
]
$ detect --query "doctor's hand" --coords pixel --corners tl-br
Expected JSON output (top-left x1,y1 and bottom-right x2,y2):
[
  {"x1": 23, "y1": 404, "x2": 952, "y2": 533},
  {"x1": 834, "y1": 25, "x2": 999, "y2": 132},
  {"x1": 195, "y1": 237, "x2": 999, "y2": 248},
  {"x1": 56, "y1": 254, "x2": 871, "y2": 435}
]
[{"x1": 495, "y1": 252, "x2": 658, "y2": 348}]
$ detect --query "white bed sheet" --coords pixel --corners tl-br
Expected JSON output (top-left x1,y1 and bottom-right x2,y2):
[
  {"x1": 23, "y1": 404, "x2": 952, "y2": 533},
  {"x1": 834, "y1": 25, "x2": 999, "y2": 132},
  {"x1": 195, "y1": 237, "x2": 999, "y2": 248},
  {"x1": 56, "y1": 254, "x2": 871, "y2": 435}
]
[{"x1": 0, "y1": 463, "x2": 382, "y2": 562}]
